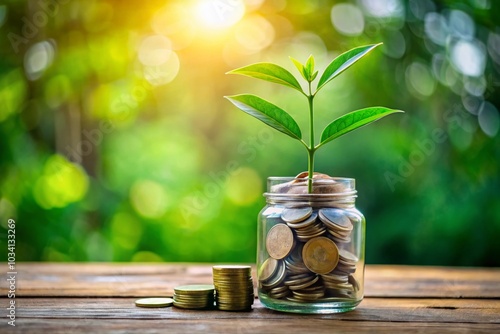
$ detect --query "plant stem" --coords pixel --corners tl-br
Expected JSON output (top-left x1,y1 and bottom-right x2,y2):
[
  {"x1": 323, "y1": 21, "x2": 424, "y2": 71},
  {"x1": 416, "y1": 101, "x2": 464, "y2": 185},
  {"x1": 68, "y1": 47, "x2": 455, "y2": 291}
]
[
  {"x1": 307, "y1": 146, "x2": 315, "y2": 193},
  {"x1": 307, "y1": 81, "x2": 315, "y2": 193}
]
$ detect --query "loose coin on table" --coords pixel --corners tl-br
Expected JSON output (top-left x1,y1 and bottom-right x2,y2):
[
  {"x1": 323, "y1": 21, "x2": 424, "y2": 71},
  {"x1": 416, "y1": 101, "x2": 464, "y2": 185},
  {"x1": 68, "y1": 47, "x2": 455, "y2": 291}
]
[
  {"x1": 135, "y1": 297, "x2": 174, "y2": 308},
  {"x1": 266, "y1": 224, "x2": 295, "y2": 259},
  {"x1": 302, "y1": 236, "x2": 339, "y2": 275}
]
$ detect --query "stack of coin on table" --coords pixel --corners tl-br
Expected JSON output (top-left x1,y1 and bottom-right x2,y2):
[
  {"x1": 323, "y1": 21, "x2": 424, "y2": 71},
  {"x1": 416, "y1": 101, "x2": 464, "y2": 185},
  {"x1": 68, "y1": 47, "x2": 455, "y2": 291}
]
[
  {"x1": 212, "y1": 265, "x2": 254, "y2": 311},
  {"x1": 172, "y1": 284, "x2": 215, "y2": 309},
  {"x1": 259, "y1": 206, "x2": 360, "y2": 302}
]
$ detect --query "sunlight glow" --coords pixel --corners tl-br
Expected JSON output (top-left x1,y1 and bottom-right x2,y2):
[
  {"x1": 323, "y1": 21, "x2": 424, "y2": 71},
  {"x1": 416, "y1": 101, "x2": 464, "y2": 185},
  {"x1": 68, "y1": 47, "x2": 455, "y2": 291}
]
[{"x1": 196, "y1": 0, "x2": 245, "y2": 29}]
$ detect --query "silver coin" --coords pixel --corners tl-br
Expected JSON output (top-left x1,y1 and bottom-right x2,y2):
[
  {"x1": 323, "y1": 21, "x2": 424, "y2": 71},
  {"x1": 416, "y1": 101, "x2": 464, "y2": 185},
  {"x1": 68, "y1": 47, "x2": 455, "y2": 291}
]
[
  {"x1": 281, "y1": 207, "x2": 313, "y2": 223},
  {"x1": 319, "y1": 208, "x2": 353, "y2": 231},
  {"x1": 286, "y1": 212, "x2": 318, "y2": 229}
]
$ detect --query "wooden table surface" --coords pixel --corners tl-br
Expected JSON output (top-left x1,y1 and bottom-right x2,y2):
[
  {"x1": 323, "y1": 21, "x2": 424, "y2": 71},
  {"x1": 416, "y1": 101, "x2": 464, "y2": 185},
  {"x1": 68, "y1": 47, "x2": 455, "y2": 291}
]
[{"x1": 1, "y1": 263, "x2": 499, "y2": 333}]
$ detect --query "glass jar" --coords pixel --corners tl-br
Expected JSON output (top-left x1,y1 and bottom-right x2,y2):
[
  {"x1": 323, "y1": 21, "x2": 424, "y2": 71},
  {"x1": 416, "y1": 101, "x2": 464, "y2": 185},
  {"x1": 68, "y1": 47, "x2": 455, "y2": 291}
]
[{"x1": 257, "y1": 176, "x2": 365, "y2": 314}]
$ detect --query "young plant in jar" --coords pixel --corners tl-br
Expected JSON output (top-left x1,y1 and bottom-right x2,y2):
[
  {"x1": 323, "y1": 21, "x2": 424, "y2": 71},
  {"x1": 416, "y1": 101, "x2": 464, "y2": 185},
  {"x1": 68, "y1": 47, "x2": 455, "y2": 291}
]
[{"x1": 225, "y1": 43, "x2": 404, "y2": 314}]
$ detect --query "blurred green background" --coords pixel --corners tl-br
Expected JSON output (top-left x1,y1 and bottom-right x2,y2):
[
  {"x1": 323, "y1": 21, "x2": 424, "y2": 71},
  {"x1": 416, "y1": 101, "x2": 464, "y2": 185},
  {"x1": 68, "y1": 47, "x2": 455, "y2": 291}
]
[{"x1": 1, "y1": 0, "x2": 499, "y2": 266}]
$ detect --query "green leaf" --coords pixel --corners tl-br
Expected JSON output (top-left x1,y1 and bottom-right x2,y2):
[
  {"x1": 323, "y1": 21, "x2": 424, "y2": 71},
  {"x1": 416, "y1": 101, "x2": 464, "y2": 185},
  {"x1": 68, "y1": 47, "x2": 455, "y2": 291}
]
[
  {"x1": 290, "y1": 57, "x2": 308, "y2": 82},
  {"x1": 305, "y1": 55, "x2": 315, "y2": 80},
  {"x1": 227, "y1": 63, "x2": 303, "y2": 93},
  {"x1": 225, "y1": 94, "x2": 302, "y2": 140},
  {"x1": 316, "y1": 43, "x2": 382, "y2": 92},
  {"x1": 310, "y1": 71, "x2": 318, "y2": 81},
  {"x1": 318, "y1": 107, "x2": 403, "y2": 147}
]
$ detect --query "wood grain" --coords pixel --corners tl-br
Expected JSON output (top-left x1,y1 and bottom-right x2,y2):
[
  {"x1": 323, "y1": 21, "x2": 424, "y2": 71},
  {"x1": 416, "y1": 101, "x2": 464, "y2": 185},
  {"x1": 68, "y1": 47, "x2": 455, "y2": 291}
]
[
  {"x1": 1, "y1": 263, "x2": 499, "y2": 333},
  {"x1": 14, "y1": 298, "x2": 500, "y2": 324},
  {"x1": 2, "y1": 263, "x2": 499, "y2": 298},
  {"x1": 9, "y1": 319, "x2": 500, "y2": 334}
]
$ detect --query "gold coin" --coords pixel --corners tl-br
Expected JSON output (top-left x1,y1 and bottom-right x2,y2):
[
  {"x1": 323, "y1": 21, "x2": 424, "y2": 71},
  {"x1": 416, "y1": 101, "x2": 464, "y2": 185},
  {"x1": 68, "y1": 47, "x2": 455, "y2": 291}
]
[
  {"x1": 302, "y1": 236, "x2": 339, "y2": 275},
  {"x1": 259, "y1": 257, "x2": 278, "y2": 282},
  {"x1": 174, "y1": 284, "x2": 215, "y2": 294},
  {"x1": 266, "y1": 224, "x2": 294, "y2": 259},
  {"x1": 173, "y1": 294, "x2": 214, "y2": 300},
  {"x1": 213, "y1": 265, "x2": 253, "y2": 311},
  {"x1": 213, "y1": 265, "x2": 251, "y2": 272},
  {"x1": 135, "y1": 297, "x2": 174, "y2": 308},
  {"x1": 173, "y1": 301, "x2": 213, "y2": 309}
]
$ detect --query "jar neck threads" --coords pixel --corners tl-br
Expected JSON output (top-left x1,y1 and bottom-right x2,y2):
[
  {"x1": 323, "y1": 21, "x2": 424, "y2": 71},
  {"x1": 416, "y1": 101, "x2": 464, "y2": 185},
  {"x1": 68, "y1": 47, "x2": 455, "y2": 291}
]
[{"x1": 264, "y1": 177, "x2": 357, "y2": 208}]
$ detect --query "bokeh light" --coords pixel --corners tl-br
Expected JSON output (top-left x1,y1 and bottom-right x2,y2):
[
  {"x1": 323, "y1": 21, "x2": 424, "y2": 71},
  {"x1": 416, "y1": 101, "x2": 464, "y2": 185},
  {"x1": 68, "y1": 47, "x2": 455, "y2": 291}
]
[
  {"x1": 44, "y1": 75, "x2": 73, "y2": 109},
  {"x1": 450, "y1": 39, "x2": 486, "y2": 77},
  {"x1": 0, "y1": 69, "x2": 26, "y2": 122},
  {"x1": 138, "y1": 35, "x2": 173, "y2": 67},
  {"x1": 138, "y1": 35, "x2": 180, "y2": 85},
  {"x1": 330, "y1": 3, "x2": 365, "y2": 36},
  {"x1": 478, "y1": 101, "x2": 500, "y2": 137},
  {"x1": 130, "y1": 179, "x2": 169, "y2": 219},
  {"x1": 424, "y1": 12, "x2": 448, "y2": 46},
  {"x1": 448, "y1": 10, "x2": 474, "y2": 39},
  {"x1": 33, "y1": 155, "x2": 89, "y2": 209},
  {"x1": 487, "y1": 32, "x2": 500, "y2": 65},
  {"x1": 405, "y1": 62, "x2": 436, "y2": 98},
  {"x1": 110, "y1": 212, "x2": 143, "y2": 250},
  {"x1": 143, "y1": 53, "x2": 180, "y2": 86},
  {"x1": 235, "y1": 15, "x2": 275, "y2": 53},
  {"x1": 24, "y1": 41, "x2": 55, "y2": 81},
  {"x1": 151, "y1": 4, "x2": 196, "y2": 50},
  {"x1": 360, "y1": 0, "x2": 404, "y2": 18},
  {"x1": 382, "y1": 30, "x2": 406, "y2": 59}
]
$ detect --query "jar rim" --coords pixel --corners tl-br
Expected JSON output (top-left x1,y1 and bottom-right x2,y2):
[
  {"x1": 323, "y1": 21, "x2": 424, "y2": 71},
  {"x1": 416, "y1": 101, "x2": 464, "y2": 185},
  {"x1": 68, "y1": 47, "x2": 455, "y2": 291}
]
[
  {"x1": 264, "y1": 176, "x2": 357, "y2": 205},
  {"x1": 267, "y1": 176, "x2": 355, "y2": 182}
]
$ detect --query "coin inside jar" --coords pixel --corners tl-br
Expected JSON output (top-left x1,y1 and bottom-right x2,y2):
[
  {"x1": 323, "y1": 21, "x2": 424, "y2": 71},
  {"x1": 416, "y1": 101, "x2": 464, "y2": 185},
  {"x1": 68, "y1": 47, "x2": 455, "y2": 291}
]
[
  {"x1": 302, "y1": 236, "x2": 339, "y2": 275},
  {"x1": 259, "y1": 257, "x2": 278, "y2": 282},
  {"x1": 318, "y1": 208, "x2": 353, "y2": 231},
  {"x1": 266, "y1": 224, "x2": 295, "y2": 259},
  {"x1": 281, "y1": 207, "x2": 312, "y2": 224}
]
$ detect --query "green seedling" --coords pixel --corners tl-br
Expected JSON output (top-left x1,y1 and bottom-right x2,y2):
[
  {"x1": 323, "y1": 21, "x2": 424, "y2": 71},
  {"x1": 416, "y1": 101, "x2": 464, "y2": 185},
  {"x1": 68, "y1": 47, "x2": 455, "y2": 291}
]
[{"x1": 225, "y1": 43, "x2": 404, "y2": 193}]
